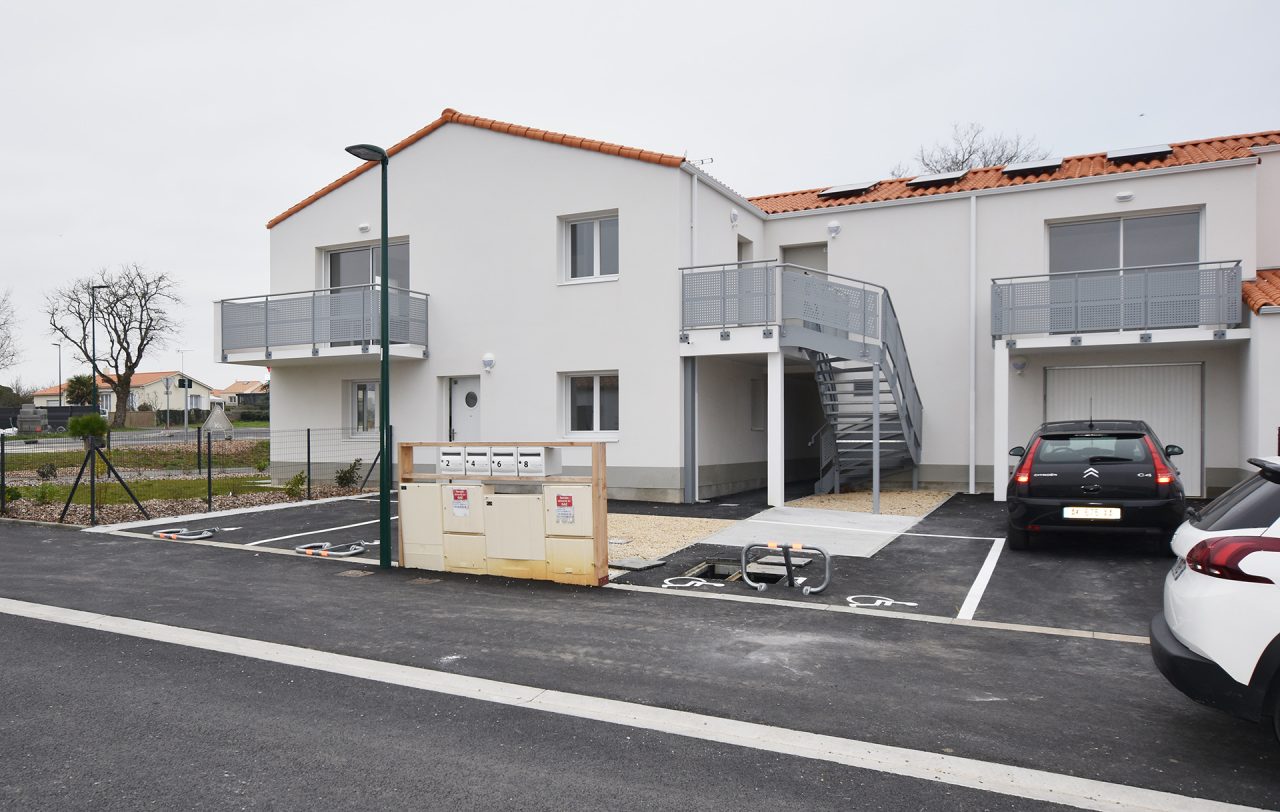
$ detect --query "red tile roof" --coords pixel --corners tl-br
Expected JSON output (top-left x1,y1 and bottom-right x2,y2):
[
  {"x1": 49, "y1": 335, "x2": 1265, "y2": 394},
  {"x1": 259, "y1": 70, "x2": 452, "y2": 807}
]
[
  {"x1": 1243, "y1": 269, "x2": 1280, "y2": 314},
  {"x1": 267, "y1": 108, "x2": 686, "y2": 229},
  {"x1": 750, "y1": 130, "x2": 1280, "y2": 214},
  {"x1": 214, "y1": 379, "x2": 266, "y2": 396},
  {"x1": 34, "y1": 371, "x2": 193, "y2": 397}
]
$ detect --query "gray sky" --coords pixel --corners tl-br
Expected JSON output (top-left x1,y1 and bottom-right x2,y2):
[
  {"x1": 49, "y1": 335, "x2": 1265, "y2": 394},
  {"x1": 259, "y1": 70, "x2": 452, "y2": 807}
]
[{"x1": 2, "y1": 0, "x2": 1277, "y2": 393}]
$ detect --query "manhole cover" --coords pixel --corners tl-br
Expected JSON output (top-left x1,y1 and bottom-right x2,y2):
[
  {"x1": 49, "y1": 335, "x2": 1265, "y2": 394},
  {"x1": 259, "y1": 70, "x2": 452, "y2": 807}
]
[{"x1": 336, "y1": 569, "x2": 372, "y2": 578}]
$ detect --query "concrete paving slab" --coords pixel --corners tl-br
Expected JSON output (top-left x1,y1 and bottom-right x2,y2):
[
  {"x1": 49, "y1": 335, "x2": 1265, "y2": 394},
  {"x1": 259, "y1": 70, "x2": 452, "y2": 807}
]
[{"x1": 699, "y1": 505, "x2": 918, "y2": 557}]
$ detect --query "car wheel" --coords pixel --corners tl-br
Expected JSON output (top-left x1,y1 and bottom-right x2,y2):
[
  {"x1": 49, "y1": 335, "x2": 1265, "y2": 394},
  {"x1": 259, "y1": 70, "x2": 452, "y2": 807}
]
[{"x1": 1007, "y1": 527, "x2": 1029, "y2": 551}]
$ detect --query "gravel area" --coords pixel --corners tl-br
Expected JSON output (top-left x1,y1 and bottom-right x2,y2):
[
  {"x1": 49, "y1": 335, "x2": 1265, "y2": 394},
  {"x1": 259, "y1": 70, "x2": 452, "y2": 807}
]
[
  {"x1": 786, "y1": 488, "x2": 953, "y2": 516},
  {"x1": 607, "y1": 513, "x2": 733, "y2": 562}
]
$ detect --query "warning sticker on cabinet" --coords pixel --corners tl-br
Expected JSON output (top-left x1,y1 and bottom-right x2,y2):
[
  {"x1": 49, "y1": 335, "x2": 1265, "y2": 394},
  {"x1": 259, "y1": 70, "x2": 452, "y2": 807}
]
[
  {"x1": 554, "y1": 494, "x2": 574, "y2": 524},
  {"x1": 452, "y1": 488, "x2": 470, "y2": 517}
]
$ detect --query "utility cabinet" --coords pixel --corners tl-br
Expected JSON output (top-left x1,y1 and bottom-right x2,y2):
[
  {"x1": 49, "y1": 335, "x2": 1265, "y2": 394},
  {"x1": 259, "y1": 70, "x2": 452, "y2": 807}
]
[
  {"x1": 399, "y1": 483, "x2": 444, "y2": 571},
  {"x1": 442, "y1": 484, "x2": 489, "y2": 534}
]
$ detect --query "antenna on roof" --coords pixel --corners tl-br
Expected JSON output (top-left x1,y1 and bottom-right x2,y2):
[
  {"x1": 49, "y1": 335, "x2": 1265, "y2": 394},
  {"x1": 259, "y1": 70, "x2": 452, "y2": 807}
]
[{"x1": 688, "y1": 157, "x2": 714, "y2": 166}]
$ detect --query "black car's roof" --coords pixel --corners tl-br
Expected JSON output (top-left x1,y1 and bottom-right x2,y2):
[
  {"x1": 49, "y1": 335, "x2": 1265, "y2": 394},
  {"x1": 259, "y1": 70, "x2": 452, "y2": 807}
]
[{"x1": 1035, "y1": 420, "x2": 1152, "y2": 434}]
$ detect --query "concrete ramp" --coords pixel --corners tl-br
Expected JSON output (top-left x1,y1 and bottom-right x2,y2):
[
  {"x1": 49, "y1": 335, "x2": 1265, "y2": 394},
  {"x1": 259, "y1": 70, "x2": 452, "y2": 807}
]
[{"x1": 700, "y1": 506, "x2": 917, "y2": 558}]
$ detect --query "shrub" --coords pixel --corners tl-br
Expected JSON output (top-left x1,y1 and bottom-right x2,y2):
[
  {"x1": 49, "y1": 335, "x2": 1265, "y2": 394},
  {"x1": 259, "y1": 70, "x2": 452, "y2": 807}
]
[
  {"x1": 33, "y1": 482, "x2": 58, "y2": 505},
  {"x1": 334, "y1": 458, "x2": 363, "y2": 488},
  {"x1": 35, "y1": 462, "x2": 58, "y2": 481},
  {"x1": 4, "y1": 485, "x2": 20, "y2": 505},
  {"x1": 254, "y1": 459, "x2": 270, "y2": 474},
  {"x1": 283, "y1": 471, "x2": 307, "y2": 499},
  {"x1": 68, "y1": 413, "x2": 108, "y2": 440},
  {"x1": 137, "y1": 402, "x2": 154, "y2": 411},
  {"x1": 237, "y1": 410, "x2": 269, "y2": 422}
]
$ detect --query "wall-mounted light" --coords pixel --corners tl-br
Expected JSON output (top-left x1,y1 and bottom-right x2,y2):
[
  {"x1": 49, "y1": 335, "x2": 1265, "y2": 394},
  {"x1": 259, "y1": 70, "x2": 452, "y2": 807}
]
[
  {"x1": 1114, "y1": 191, "x2": 1134, "y2": 202},
  {"x1": 1010, "y1": 355, "x2": 1028, "y2": 375},
  {"x1": 358, "y1": 223, "x2": 371, "y2": 233},
  {"x1": 729, "y1": 208, "x2": 739, "y2": 228},
  {"x1": 827, "y1": 220, "x2": 842, "y2": 239},
  {"x1": 482, "y1": 352, "x2": 496, "y2": 372}
]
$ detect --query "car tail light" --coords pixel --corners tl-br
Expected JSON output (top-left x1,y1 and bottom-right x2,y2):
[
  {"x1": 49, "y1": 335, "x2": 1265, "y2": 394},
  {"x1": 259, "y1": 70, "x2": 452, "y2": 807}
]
[
  {"x1": 1142, "y1": 436, "x2": 1174, "y2": 485},
  {"x1": 1184, "y1": 536, "x2": 1280, "y2": 584},
  {"x1": 1014, "y1": 438, "x2": 1041, "y2": 484}
]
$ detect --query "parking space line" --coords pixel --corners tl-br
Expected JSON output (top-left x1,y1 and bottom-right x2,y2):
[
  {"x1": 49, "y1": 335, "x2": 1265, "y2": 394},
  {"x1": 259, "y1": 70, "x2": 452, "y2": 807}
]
[
  {"x1": 244, "y1": 516, "x2": 397, "y2": 547},
  {"x1": 102, "y1": 530, "x2": 395, "y2": 565},
  {"x1": 0, "y1": 596, "x2": 1235, "y2": 812},
  {"x1": 745, "y1": 518, "x2": 1000, "y2": 542},
  {"x1": 956, "y1": 538, "x2": 1005, "y2": 620},
  {"x1": 605, "y1": 583, "x2": 1149, "y2": 645}
]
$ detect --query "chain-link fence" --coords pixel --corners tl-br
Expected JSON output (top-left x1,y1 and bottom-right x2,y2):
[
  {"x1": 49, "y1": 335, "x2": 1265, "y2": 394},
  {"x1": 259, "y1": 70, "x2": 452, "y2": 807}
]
[{"x1": 0, "y1": 427, "x2": 383, "y2": 526}]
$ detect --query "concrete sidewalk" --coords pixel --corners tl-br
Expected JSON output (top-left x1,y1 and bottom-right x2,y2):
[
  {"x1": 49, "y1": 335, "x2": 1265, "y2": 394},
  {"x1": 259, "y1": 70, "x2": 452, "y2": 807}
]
[{"x1": 698, "y1": 506, "x2": 918, "y2": 557}]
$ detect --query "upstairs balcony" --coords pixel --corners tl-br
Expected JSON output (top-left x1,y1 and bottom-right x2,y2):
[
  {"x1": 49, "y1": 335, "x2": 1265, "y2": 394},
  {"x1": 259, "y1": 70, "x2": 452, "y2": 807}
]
[
  {"x1": 991, "y1": 260, "x2": 1242, "y2": 339},
  {"x1": 217, "y1": 284, "x2": 429, "y2": 365}
]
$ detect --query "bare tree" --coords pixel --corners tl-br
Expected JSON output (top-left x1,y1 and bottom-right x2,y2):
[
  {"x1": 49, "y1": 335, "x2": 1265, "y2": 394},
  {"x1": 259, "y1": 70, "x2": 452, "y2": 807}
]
[
  {"x1": 0, "y1": 289, "x2": 18, "y2": 373},
  {"x1": 45, "y1": 264, "x2": 181, "y2": 427},
  {"x1": 893, "y1": 123, "x2": 1051, "y2": 176}
]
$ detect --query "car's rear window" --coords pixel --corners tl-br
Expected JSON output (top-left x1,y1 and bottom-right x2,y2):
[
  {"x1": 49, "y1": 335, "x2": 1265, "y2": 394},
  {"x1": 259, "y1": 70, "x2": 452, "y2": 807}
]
[
  {"x1": 1192, "y1": 473, "x2": 1280, "y2": 532},
  {"x1": 1033, "y1": 433, "x2": 1151, "y2": 465}
]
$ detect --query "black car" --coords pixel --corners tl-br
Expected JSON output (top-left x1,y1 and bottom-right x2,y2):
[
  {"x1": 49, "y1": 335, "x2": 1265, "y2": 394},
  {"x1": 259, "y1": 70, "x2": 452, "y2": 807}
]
[{"x1": 1005, "y1": 420, "x2": 1186, "y2": 550}]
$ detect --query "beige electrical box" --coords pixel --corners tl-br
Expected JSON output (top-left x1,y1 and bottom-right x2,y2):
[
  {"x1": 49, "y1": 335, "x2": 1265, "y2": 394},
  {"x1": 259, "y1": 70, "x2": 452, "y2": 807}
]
[
  {"x1": 443, "y1": 533, "x2": 487, "y2": 574},
  {"x1": 484, "y1": 494, "x2": 546, "y2": 560},
  {"x1": 487, "y1": 558, "x2": 548, "y2": 580},
  {"x1": 546, "y1": 537, "x2": 597, "y2": 585},
  {"x1": 489, "y1": 446, "x2": 518, "y2": 477},
  {"x1": 543, "y1": 484, "x2": 593, "y2": 537},
  {"x1": 441, "y1": 484, "x2": 489, "y2": 534},
  {"x1": 398, "y1": 483, "x2": 444, "y2": 571}
]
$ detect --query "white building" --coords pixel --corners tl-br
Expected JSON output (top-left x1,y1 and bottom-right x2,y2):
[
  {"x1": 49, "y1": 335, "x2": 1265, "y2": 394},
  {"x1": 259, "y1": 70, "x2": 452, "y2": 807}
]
[
  {"x1": 216, "y1": 109, "x2": 1280, "y2": 502},
  {"x1": 34, "y1": 371, "x2": 214, "y2": 414}
]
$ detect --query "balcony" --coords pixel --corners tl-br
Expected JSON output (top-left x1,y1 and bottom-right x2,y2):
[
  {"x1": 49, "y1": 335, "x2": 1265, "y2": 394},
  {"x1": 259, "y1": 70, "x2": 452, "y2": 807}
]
[
  {"x1": 990, "y1": 260, "x2": 1242, "y2": 338},
  {"x1": 217, "y1": 284, "x2": 428, "y2": 365}
]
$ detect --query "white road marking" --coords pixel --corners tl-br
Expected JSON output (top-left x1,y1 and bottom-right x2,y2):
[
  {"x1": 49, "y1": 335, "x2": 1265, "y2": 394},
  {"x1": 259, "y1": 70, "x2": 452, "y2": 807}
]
[
  {"x1": 956, "y1": 538, "x2": 1006, "y2": 621},
  {"x1": 0, "y1": 596, "x2": 1245, "y2": 812},
  {"x1": 745, "y1": 518, "x2": 1000, "y2": 542},
  {"x1": 244, "y1": 516, "x2": 397, "y2": 547},
  {"x1": 605, "y1": 583, "x2": 1149, "y2": 645}
]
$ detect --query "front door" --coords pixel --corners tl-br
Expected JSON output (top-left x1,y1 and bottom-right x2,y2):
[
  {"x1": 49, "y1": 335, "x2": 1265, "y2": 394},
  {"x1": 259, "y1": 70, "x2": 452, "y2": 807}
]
[{"x1": 449, "y1": 377, "x2": 482, "y2": 442}]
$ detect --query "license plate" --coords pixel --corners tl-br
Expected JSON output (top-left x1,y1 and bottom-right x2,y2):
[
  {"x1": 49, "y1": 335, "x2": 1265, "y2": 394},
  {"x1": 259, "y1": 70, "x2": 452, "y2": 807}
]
[
  {"x1": 1063, "y1": 506, "x2": 1121, "y2": 520},
  {"x1": 1172, "y1": 557, "x2": 1187, "y2": 580}
]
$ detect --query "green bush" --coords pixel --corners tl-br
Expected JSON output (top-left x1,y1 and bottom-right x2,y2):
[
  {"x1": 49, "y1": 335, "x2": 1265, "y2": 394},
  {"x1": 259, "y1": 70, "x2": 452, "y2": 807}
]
[
  {"x1": 68, "y1": 413, "x2": 108, "y2": 440},
  {"x1": 137, "y1": 402, "x2": 154, "y2": 411},
  {"x1": 237, "y1": 410, "x2": 269, "y2": 422},
  {"x1": 334, "y1": 458, "x2": 363, "y2": 488},
  {"x1": 283, "y1": 471, "x2": 307, "y2": 499},
  {"x1": 4, "y1": 485, "x2": 20, "y2": 505},
  {"x1": 35, "y1": 463, "x2": 58, "y2": 481},
  {"x1": 33, "y1": 482, "x2": 58, "y2": 505}
]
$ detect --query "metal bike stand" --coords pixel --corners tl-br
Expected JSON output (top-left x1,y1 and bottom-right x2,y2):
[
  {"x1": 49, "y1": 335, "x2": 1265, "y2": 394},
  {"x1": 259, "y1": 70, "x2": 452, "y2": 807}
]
[
  {"x1": 739, "y1": 541, "x2": 832, "y2": 595},
  {"x1": 294, "y1": 540, "x2": 376, "y2": 558},
  {"x1": 151, "y1": 528, "x2": 218, "y2": 541}
]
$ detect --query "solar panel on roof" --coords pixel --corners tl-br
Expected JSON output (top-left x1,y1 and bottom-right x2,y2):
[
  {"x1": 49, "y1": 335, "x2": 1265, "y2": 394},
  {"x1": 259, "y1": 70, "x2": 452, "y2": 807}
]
[
  {"x1": 906, "y1": 170, "x2": 967, "y2": 187},
  {"x1": 1106, "y1": 144, "x2": 1173, "y2": 162},
  {"x1": 817, "y1": 181, "x2": 878, "y2": 199},
  {"x1": 1003, "y1": 158, "x2": 1063, "y2": 175}
]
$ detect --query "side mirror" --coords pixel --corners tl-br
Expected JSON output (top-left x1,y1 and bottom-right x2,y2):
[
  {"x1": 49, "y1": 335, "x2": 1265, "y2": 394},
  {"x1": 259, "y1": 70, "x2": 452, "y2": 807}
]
[
  {"x1": 1008, "y1": 446, "x2": 1026, "y2": 457},
  {"x1": 1165, "y1": 444, "x2": 1184, "y2": 457}
]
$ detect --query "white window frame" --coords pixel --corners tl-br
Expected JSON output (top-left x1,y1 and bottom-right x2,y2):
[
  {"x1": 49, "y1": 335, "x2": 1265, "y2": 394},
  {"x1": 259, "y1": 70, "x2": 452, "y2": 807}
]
[
  {"x1": 324, "y1": 240, "x2": 411, "y2": 289},
  {"x1": 563, "y1": 371, "x2": 619, "y2": 436},
  {"x1": 350, "y1": 379, "x2": 379, "y2": 435},
  {"x1": 560, "y1": 212, "x2": 620, "y2": 284}
]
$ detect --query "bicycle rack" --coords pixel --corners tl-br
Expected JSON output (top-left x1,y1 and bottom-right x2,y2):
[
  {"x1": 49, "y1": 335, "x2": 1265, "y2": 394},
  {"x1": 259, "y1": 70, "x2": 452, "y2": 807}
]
[
  {"x1": 739, "y1": 541, "x2": 832, "y2": 595},
  {"x1": 294, "y1": 540, "x2": 376, "y2": 558},
  {"x1": 151, "y1": 527, "x2": 218, "y2": 541}
]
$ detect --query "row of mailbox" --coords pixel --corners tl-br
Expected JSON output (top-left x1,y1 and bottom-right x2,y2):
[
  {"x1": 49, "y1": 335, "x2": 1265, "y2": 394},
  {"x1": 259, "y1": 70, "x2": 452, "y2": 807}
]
[{"x1": 438, "y1": 446, "x2": 562, "y2": 478}]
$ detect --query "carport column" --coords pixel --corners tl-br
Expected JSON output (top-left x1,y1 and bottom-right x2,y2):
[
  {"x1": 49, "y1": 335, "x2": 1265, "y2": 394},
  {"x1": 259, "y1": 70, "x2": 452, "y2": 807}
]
[
  {"x1": 767, "y1": 350, "x2": 785, "y2": 507},
  {"x1": 992, "y1": 341, "x2": 1010, "y2": 503}
]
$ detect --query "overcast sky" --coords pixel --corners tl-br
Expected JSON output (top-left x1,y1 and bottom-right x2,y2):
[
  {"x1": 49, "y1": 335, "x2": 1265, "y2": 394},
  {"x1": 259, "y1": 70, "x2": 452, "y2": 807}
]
[{"x1": 2, "y1": 0, "x2": 1276, "y2": 392}]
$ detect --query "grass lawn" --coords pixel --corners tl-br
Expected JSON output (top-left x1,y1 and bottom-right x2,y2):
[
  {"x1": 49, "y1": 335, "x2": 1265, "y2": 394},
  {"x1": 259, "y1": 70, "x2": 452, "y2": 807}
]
[
  {"x1": 10, "y1": 476, "x2": 274, "y2": 506},
  {"x1": 1, "y1": 440, "x2": 271, "y2": 473},
  {"x1": 231, "y1": 420, "x2": 270, "y2": 428}
]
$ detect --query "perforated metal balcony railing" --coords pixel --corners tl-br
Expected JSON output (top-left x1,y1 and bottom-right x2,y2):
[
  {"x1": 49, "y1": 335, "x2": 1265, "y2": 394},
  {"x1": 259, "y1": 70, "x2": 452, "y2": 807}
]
[
  {"x1": 219, "y1": 284, "x2": 428, "y2": 360},
  {"x1": 990, "y1": 260, "x2": 1242, "y2": 338}
]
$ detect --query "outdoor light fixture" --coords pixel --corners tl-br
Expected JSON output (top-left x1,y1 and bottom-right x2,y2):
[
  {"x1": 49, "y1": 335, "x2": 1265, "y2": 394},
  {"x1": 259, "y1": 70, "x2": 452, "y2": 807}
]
[
  {"x1": 346, "y1": 142, "x2": 392, "y2": 570},
  {"x1": 358, "y1": 223, "x2": 371, "y2": 233},
  {"x1": 827, "y1": 220, "x2": 842, "y2": 239},
  {"x1": 482, "y1": 352, "x2": 496, "y2": 372},
  {"x1": 1010, "y1": 355, "x2": 1029, "y2": 375},
  {"x1": 1115, "y1": 191, "x2": 1135, "y2": 202}
]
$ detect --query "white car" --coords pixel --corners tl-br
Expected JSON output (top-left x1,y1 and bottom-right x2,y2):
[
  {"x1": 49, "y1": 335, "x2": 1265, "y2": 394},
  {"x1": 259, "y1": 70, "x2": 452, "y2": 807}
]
[{"x1": 1152, "y1": 456, "x2": 1280, "y2": 741}]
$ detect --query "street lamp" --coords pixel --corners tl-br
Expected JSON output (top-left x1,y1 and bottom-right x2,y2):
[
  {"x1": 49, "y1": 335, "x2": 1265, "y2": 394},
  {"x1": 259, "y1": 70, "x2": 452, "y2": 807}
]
[
  {"x1": 90, "y1": 284, "x2": 108, "y2": 416},
  {"x1": 51, "y1": 342, "x2": 62, "y2": 406},
  {"x1": 345, "y1": 142, "x2": 392, "y2": 570}
]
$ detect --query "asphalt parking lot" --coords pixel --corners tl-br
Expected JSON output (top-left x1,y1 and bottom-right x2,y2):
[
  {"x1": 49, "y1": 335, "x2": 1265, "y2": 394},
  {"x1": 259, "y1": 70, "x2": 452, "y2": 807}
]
[{"x1": 1, "y1": 493, "x2": 1276, "y2": 809}]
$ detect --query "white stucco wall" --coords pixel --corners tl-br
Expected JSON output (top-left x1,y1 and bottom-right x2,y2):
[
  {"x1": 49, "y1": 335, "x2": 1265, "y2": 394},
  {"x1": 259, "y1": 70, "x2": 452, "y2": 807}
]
[{"x1": 1256, "y1": 149, "x2": 1280, "y2": 270}]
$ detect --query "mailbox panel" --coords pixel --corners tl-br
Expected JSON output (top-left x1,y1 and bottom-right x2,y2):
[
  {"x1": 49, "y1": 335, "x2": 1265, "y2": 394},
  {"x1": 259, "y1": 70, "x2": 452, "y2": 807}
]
[
  {"x1": 441, "y1": 484, "x2": 488, "y2": 534},
  {"x1": 489, "y1": 446, "x2": 517, "y2": 476},
  {"x1": 516, "y1": 447, "x2": 562, "y2": 477},
  {"x1": 464, "y1": 447, "x2": 492, "y2": 477},
  {"x1": 543, "y1": 485, "x2": 593, "y2": 538},
  {"x1": 438, "y1": 448, "x2": 465, "y2": 476}
]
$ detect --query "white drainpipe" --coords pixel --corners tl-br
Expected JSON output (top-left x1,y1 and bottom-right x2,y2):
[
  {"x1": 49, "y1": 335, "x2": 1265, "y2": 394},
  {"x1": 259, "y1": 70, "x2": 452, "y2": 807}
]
[{"x1": 968, "y1": 194, "x2": 977, "y2": 494}]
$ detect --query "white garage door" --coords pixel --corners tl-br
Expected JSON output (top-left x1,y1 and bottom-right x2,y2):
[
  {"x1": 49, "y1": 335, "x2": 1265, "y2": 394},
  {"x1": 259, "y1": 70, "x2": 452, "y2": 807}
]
[{"x1": 1045, "y1": 364, "x2": 1203, "y2": 496}]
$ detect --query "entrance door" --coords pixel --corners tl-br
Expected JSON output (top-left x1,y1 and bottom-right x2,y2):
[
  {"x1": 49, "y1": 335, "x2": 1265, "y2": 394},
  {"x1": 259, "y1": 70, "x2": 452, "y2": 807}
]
[
  {"x1": 449, "y1": 376, "x2": 482, "y2": 442},
  {"x1": 1045, "y1": 364, "x2": 1203, "y2": 496}
]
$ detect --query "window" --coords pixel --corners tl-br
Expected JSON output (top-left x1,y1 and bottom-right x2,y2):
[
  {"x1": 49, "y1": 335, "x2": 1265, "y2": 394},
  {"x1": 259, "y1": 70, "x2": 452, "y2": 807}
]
[
  {"x1": 1049, "y1": 211, "x2": 1199, "y2": 273},
  {"x1": 352, "y1": 381, "x2": 378, "y2": 433},
  {"x1": 565, "y1": 215, "x2": 619, "y2": 280},
  {"x1": 566, "y1": 373, "x2": 619, "y2": 433},
  {"x1": 1191, "y1": 473, "x2": 1280, "y2": 532},
  {"x1": 328, "y1": 242, "x2": 410, "y2": 289}
]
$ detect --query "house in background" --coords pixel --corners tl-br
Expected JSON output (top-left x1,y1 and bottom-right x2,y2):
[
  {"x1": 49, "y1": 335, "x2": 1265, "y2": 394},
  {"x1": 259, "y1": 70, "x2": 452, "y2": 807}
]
[
  {"x1": 34, "y1": 371, "x2": 215, "y2": 415},
  {"x1": 214, "y1": 108, "x2": 1280, "y2": 502},
  {"x1": 213, "y1": 379, "x2": 269, "y2": 408}
]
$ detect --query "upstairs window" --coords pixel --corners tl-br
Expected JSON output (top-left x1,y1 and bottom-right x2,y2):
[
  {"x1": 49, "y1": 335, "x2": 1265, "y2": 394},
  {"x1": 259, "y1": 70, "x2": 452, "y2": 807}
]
[
  {"x1": 565, "y1": 214, "x2": 619, "y2": 280},
  {"x1": 1049, "y1": 211, "x2": 1199, "y2": 273},
  {"x1": 328, "y1": 242, "x2": 410, "y2": 290}
]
